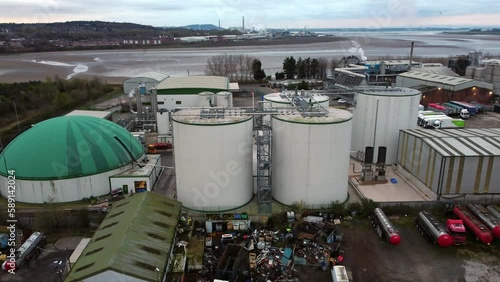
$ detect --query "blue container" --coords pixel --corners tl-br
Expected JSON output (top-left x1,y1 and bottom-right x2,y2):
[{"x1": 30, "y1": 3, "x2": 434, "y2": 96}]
[
  {"x1": 0, "y1": 233, "x2": 8, "y2": 249},
  {"x1": 390, "y1": 178, "x2": 398, "y2": 184}
]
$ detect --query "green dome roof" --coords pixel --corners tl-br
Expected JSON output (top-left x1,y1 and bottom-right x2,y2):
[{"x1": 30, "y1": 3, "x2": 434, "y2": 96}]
[{"x1": 0, "y1": 116, "x2": 144, "y2": 180}]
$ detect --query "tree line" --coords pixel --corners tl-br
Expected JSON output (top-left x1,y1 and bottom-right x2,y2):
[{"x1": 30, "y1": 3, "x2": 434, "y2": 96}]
[
  {"x1": 205, "y1": 54, "x2": 266, "y2": 82},
  {"x1": 205, "y1": 54, "x2": 339, "y2": 82},
  {"x1": 280, "y1": 56, "x2": 330, "y2": 80},
  {"x1": 0, "y1": 77, "x2": 118, "y2": 143}
]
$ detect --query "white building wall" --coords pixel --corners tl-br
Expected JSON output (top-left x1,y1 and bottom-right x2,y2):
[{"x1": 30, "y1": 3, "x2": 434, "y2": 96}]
[
  {"x1": 157, "y1": 112, "x2": 171, "y2": 135},
  {"x1": 109, "y1": 177, "x2": 150, "y2": 195},
  {"x1": 157, "y1": 95, "x2": 200, "y2": 110},
  {"x1": 0, "y1": 165, "x2": 133, "y2": 203}
]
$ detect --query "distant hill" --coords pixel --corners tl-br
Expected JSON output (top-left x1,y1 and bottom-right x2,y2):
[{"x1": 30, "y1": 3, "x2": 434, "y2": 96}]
[{"x1": 183, "y1": 24, "x2": 224, "y2": 31}]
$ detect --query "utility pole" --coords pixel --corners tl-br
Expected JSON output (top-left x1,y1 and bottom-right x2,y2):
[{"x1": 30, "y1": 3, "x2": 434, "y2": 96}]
[{"x1": 13, "y1": 101, "x2": 20, "y2": 132}]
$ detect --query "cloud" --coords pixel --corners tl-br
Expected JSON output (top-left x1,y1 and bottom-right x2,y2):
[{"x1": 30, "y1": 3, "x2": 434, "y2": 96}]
[{"x1": 0, "y1": 0, "x2": 499, "y2": 28}]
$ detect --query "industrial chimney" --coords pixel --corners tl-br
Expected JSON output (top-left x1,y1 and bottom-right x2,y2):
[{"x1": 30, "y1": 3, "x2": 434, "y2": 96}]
[
  {"x1": 361, "y1": 146, "x2": 374, "y2": 182},
  {"x1": 376, "y1": 146, "x2": 387, "y2": 181}
]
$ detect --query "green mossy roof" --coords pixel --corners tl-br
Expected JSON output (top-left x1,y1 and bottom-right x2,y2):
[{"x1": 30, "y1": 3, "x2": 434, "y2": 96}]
[{"x1": 0, "y1": 116, "x2": 144, "y2": 180}]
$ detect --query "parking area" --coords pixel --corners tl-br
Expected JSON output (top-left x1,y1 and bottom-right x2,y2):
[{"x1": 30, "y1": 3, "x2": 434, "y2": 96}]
[
  {"x1": 465, "y1": 111, "x2": 500, "y2": 128},
  {"x1": 341, "y1": 218, "x2": 500, "y2": 282}
]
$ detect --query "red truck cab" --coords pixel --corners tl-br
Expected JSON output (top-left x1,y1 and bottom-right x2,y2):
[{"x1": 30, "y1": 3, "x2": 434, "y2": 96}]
[{"x1": 446, "y1": 219, "x2": 467, "y2": 245}]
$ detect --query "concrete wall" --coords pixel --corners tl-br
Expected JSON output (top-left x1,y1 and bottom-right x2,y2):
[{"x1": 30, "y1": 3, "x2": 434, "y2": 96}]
[
  {"x1": 440, "y1": 155, "x2": 500, "y2": 194},
  {"x1": 397, "y1": 131, "x2": 443, "y2": 194},
  {"x1": 157, "y1": 95, "x2": 199, "y2": 111},
  {"x1": 398, "y1": 131, "x2": 500, "y2": 197},
  {"x1": 420, "y1": 87, "x2": 492, "y2": 106},
  {"x1": 0, "y1": 165, "x2": 132, "y2": 203}
]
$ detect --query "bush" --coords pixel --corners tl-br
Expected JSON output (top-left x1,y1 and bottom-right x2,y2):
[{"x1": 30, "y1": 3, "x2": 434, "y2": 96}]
[
  {"x1": 360, "y1": 198, "x2": 378, "y2": 218},
  {"x1": 330, "y1": 200, "x2": 346, "y2": 216}
]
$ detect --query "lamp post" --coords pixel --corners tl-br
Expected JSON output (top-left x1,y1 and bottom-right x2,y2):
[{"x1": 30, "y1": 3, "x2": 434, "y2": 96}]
[{"x1": 155, "y1": 267, "x2": 160, "y2": 282}]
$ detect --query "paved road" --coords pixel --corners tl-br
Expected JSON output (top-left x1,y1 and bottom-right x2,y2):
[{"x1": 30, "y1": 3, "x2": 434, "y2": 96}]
[{"x1": 152, "y1": 151, "x2": 176, "y2": 199}]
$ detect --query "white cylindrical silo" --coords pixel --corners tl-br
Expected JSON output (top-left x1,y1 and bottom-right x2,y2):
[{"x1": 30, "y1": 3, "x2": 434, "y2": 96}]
[
  {"x1": 198, "y1": 91, "x2": 215, "y2": 107},
  {"x1": 351, "y1": 87, "x2": 422, "y2": 165},
  {"x1": 215, "y1": 91, "x2": 233, "y2": 108},
  {"x1": 271, "y1": 108, "x2": 353, "y2": 206},
  {"x1": 172, "y1": 109, "x2": 253, "y2": 211}
]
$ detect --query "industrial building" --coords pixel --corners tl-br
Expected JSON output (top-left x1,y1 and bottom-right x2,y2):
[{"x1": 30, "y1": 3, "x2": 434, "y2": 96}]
[
  {"x1": 154, "y1": 76, "x2": 236, "y2": 137},
  {"x1": 123, "y1": 72, "x2": 169, "y2": 96},
  {"x1": 0, "y1": 116, "x2": 150, "y2": 203},
  {"x1": 272, "y1": 108, "x2": 353, "y2": 206},
  {"x1": 65, "y1": 192, "x2": 182, "y2": 282},
  {"x1": 465, "y1": 59, "x2": 500, "y2": 96},
  {"x1": 109, "y1": 154, "x2": 162, "y2": 194},
  {"x1": 396, "y1": 71, "x2": 494, "y2": 106},
  {"x1": 351, "y1": 87, "x2": 422, "y2": 165},
  {"x1": 156, "y1": 76, "x2": 233, "y2": 110},
  {"x1": 397, "y1": 128, "x2": 500, "y2": 201}
]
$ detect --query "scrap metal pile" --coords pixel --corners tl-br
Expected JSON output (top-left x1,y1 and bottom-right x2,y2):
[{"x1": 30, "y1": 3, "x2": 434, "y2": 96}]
[{"x1": 195, "y1": 213, "x2": 344, "y2": 282}]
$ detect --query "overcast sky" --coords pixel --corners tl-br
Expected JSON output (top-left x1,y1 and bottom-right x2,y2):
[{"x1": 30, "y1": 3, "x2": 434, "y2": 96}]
[{"x1": 1, "y1": 0, "x2": 500, "y2": 29}]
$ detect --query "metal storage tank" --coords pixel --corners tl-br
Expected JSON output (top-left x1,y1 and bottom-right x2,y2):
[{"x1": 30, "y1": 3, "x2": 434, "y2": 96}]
[
  {"x1": 198, "y1": 91, "x2": 215, "y2": 107},
  {"x1": 172, "y1": 109, "x2": 253, "y2": 210},
  {"x1": 0, "y1": 116, "x2": 144, "y2": 203},
  {"x1": 271, "y1": 108, "x2": 353, "y2": 206},
  {"x1": 263, "y1": 92, "x2": 329, "y2": 108},
  {"x1": 215, "y1": 91, "x2": 233, "y2": 108},
  {"x1": 351, "y1": 87, "x2": 421, "y2": 165}
]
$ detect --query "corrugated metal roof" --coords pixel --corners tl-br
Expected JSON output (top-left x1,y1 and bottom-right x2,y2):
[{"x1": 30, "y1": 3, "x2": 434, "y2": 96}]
[
  {"x1": 126, "y1": 72, "x2": 169, "y2": 82},
  {"x1": 157, "y1": 76, "x2": 229, "y2": 90},
  {"x1": 66, "y1": 192, "x2": 182, "y2": 282},
  {"x1": 398, "y1": 71, "x2": 493, "y2": 91},
  {"x1": 401, "y1": 128, "x2": 500, "y2": 157},
  {"x1": 411, "y1": 66, "x2": 459, "y2": 77},
  {"x1": 65, "y1": 110, "x2": 112, "y2": 119}
]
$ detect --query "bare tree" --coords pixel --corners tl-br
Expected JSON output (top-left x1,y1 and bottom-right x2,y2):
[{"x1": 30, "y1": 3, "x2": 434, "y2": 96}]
[
  {"x1": 330, "y1": 58, "x2": 338, "y2": 78},
  {"x1": 318, "y1": 57, "x2": 328, "y2": 79},
  {"x1": 205, "y1": 54, "x2": 258, "y2": 82}
]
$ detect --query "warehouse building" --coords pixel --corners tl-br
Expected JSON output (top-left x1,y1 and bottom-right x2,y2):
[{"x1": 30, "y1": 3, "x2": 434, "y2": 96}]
[
  {"x1": 156, "y1": 76, "x2": 232, "y2": 110},
  {"x1": 397, "y1": 128, "x2": 500, "y2": 201},
  {"x1": 155, "y1": 76, "x2": 236, "y2": 137},
  {"x1": 65, "y1": 192, "x2": 182, "y2": 282},
  {"x1": 396, "y1": 71, "x2": 494, "y2": 106},
  {"x1": 0, "y1": 116, "x2": 150, "y2": 203},
  {"x1": 123, "y1": 72, "x2": 169, "y2": 95},
  {"x1": 465, "y1": 59, "x2": 500, "y2": 96}
]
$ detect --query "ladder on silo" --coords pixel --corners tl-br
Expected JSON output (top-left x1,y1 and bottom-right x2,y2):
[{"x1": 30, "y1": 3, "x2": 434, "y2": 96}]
[{"x1": 256, "y1": 129, "x2": 272, "y2": 214}]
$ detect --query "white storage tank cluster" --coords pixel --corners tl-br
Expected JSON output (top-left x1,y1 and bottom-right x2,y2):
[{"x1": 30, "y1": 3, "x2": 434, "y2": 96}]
[
  {"x1": 271, "y1": 108, "x2": 353, "y2": 206},
  {"x1": 351, "y1": 87, "x2": 421, "y2": 165},
  {"x1": 215, "y1": 91, "x2": 233, "y2": 108},
  {"x1": 198, "y1": 91, "x2": 215, "y2": 107},
  {"x1": 263, "y1": 92, "x2": 329, "y2": 108},
  {"x1": 172, "y1": 109, "x2": 253, "y2": 211}
]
